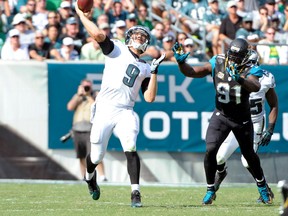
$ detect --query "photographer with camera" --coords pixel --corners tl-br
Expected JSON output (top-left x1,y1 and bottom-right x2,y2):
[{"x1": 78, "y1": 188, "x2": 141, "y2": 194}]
[{"x1": 67, "y1": 79, "x2": 107, "y2": 181}]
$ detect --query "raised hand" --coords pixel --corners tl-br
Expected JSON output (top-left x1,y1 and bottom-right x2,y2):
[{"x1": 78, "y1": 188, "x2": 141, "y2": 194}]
[
  {"x1": 150, "y1": 53, "x2": 166, "y2": 74},
  {"x1": 172, "y1": 42, "x2": 190, "y2": 64},
  {"x1": 228, "y1": 63, "x2": 240, "y2": 81}
]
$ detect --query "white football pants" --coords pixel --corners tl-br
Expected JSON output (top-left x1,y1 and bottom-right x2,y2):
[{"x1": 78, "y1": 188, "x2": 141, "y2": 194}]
[{"x1": 89, "y1": 103, "x2": 139, "y2": 164}]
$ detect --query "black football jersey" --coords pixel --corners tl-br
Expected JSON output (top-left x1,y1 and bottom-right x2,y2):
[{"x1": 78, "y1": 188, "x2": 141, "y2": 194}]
[{"x1": 210, "y1": 54, "x2": 263, "y2": 121}]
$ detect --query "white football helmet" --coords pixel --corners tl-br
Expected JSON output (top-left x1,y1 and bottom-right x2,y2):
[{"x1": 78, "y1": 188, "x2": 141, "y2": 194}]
[
  {"x1": 125, "y1": 25, "x2": 151, "y2": 53},
  {"x1": 248, "y1": 49, "x2": 260, "y2": 65}
]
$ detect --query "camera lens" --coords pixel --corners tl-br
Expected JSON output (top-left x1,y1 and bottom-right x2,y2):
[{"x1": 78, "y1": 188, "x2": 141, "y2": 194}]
[{"x1": 84, "y1": 86, "x2": 91, "y2": 92}]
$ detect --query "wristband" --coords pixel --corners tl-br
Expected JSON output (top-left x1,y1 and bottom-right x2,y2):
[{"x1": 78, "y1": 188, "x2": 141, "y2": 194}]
[
  {"x1": 151, "y1": 69, "x2": 158, "y2": 74},
  {"x1": 267, "y1": 123, "x2": 275, "y2": 134}
]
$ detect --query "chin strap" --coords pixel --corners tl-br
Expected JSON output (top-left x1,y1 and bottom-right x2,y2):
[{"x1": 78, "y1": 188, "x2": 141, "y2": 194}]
[{"x1": 128, "y1": 39, "x2": 148, "y2": 53}]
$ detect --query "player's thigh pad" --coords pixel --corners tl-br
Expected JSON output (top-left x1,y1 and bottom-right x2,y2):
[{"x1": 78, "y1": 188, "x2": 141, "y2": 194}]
[
  {"x1": 114, "y1": 109, "x2": 139, "y2": 152},
  {"x1": 90, "y1": 110, "x2": 114, "y2": 145},
  {"x1": 206, "y1": 111, "x2": 230, "y2": 146}
]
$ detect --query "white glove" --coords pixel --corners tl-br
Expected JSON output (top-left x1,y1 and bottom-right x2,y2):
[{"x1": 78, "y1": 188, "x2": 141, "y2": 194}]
[{"x1": 150, "y1": 53, "x2": 166, "y2": 74}]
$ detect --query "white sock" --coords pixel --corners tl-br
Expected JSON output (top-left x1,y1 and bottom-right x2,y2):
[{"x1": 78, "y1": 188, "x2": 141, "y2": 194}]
[
  {"x1": 85, "y1": 171, "x2": 95, "y2": 180},
  {"x1": 207, "y1": 184, "x2": 214, "y2": 188},
  {"x1": 256, "y1": 177, "x2": 265, "y2": 183},
  {"x1": 131, "y1": 184, "x2": 140, "y2": 192}
]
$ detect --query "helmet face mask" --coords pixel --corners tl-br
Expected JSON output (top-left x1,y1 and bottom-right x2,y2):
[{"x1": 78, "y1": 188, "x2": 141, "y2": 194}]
[
  {"x1": 226, "y1": 38, "x2": 250, "y2": 70},
  {"x1": 247, "y1": 50, "x2": 259, "y2": 65},
  {"x1": 227, "y1": 50, "x2": 247, "y2": 64},
  {"x1": 125, "y1": 26, "x2": 151, "y2": 53}
]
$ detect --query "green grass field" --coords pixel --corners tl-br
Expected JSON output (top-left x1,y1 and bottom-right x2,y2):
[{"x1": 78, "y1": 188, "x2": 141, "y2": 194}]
[{"x1": 0, "y1": 181, "x2": 282, "y2": 216}]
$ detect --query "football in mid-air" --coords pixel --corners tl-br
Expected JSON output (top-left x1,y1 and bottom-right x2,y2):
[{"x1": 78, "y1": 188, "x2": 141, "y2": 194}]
[{"x1": 77, "y1": 0, "x2": 93, "y2": 13}]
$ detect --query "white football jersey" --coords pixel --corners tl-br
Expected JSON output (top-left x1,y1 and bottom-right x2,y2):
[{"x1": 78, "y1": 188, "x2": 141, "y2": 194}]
[
  {"x1": 249, "y1": 70, "x2": 276, "y2": 122},
  {"x1": 96, "y1": 40, "x2": 151, "y2": 108}
]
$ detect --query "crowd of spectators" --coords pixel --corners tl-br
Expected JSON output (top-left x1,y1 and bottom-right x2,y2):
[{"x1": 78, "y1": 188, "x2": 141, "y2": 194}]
[
  {"x1": 0, "y1": 0, "x2": 288, "y2": 64},
  {"x1": 152, "y1": 0, "x2": 288, "y2": 64}
]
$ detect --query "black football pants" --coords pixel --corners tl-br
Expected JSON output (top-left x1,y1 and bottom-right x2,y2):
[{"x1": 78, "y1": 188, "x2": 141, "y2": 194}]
[{"x1": 204, "y1": 109, "x2": 264, "y2": 185}]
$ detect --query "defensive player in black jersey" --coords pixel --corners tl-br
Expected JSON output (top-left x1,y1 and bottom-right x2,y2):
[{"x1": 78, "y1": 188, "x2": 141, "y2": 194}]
[{"x1": 172, "y1": 38, "x2": 273, "y2": 205}]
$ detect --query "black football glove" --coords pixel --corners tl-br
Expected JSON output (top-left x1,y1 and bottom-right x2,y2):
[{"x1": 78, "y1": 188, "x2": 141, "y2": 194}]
[
  {"x1": 228, "y1": 63, "x2": 240, "y2": 81},
  {"x1": 258, "y1": 123, "x2": 275, "y2": 146},
  {"x1": 258, "y1": 130, "x2": 273, "y2": 146}
]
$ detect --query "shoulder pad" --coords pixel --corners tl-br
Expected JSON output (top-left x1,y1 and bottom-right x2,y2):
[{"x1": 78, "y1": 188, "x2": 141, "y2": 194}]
[
  {"x1": 249, "y1": 65, "x2": 264, "y2": 77},
  {"x1": 218, "y1": 54, "x2": 225, "y2": 59},
  {"x1": 261, "y1": 71, "x2": 276, "y2": 88},
  {"x1": 215, "y1": 54, "x2": 225, "y2": 64},
  {"x1": 262, "y1": 70, "x2": 269, "y2": 77}
]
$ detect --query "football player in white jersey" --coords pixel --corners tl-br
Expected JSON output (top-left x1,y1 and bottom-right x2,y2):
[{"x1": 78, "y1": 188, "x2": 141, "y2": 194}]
[
  {"x1": 75, "y1": 4, "x2": 166, "y2": 208},
  {"x1": 214, "y1": 50, "x2": 278, "y2": 202}
]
